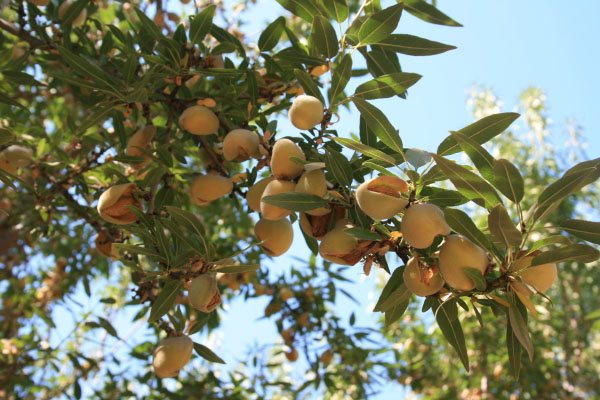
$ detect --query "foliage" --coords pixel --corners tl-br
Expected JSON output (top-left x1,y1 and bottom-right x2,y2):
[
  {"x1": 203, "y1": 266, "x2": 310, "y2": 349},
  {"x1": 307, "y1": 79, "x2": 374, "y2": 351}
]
[{"x1": 0, "y1": 0, "x2": 598, "y2": 399}]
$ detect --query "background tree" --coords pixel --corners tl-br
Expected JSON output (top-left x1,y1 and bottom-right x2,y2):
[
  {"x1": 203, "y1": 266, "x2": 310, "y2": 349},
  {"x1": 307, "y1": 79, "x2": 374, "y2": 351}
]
[{"x1": 0, "y1": 0, "x2": 598, "y2": 399}]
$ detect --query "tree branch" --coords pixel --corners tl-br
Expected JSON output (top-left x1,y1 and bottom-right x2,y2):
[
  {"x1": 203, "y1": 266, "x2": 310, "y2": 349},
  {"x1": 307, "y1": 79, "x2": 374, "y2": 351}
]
[{"x1": 0, "y1": 17, "x2": 48, "y2": 49}]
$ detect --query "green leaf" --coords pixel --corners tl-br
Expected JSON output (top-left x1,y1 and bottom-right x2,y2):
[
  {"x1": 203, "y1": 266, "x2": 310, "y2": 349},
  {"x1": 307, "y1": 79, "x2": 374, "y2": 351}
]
[
  {"x1": 274, "y1": 47, "x2": 326, "y2": 66},
  {"x1": 194, "y1": 343, "x2": 225, "y2": 364},
  {"x1": 352, "y1": 98, "x2": 404, "y2": 156},
  {"x1": 431, "y1": 154, "x2": 501, "y2": 209},
  {"x1": 385, "y1": 295, "x2": 410, "y2": 327},
  {"x1": 534, "y1": 158, "x2": 600, "y2": 220},
  {"x1": 293, "y1": 69, "x2": 324, "y2": 103},
  {"x1": 0, "y1": 128, "x2": 14, "y2": 145},
  {"x1": 2, "y1": 70, "x2": 45, "y2": 86},
  {"x1": 435, "y1": 300, "x2": 469, "y2": 370},
  {"x1": 361, "y1": 47, "x2": 401, "y2": 79},
  {"x1": 438, "y1": 112, "x2": 520, "y2": 156},
  {"x1": 210, "y1": 25, "x2": 246, "y2": 56},
  {"x1": 450, "y1": 131, "x2": 495, "y2": 182},
  {"x1": 311, "y1": 16, "x2": 338, "y2": 58},
  {"x1": 488, "y1": 204, "x2": 522, "y2": 247},
  {"x1": 358, "y1": 4, "x2": 403, "y2": 45},
  {"x1": 261, "y1": 192, "x2": 327, "y2": 212},
  {"x1": 354, "y1": 72, "x2": 421, "y2": 100},
  {"x1": 374, "y1": 266, "x2": 405, "y2": 312},
  {"x1": 328, "y1": 54, "x2": 352, "y2": 104},
  {"x1": 493, "y1": 158, "x2": 525, "y2": 203},
  {"x1": 508, "y1": 303, "x2": 533, "y2": 361},
  {"x1": 325, "y1": 148, "x2": 353, "y2": 186},
  {"x1": 275, "y1": 0, "x2": 324, "y2": 23},
  {"x1": 376, "y1": 280, "x2": 411, "y2": 313},
  {"x1": 344, "y1": 227, "x2": 381, "y2": 241},
  {"x1": 258, "y1": 16, "x2": 286, "y2": 51},
  {"x1": 530, "y1": 244, "x2": 599, "y2": 266},
  {"x1": 322, "y1": 0, "x2": 349, "y2": 22},
  {"x1": 148, "y1": 280, "x2": 183, "y2": 323},
  {"x1": 376, "y1": 34, "x2": 456, "y2": 56},
  {"x1": 0, "y1": 91, "x2": 28, "y2": 111},
  {"x1": 420, "y1": 186, "x2": 468, "y2": 208},
  {"x1": 58, "y1": 46, "x2": 121, "y2": 93},
  {"x1": 97, "y1": 317, "x2": 119, "y2": 339},
  {"x1": 444, "y1": 208, "x2": 496, "y2": 257},
  {"x1": 506, "y1": 314, "x2": 523, "y2": 379},
  {"x1": 189, "y1": 5, "x2": 216, "y2": 46},
  {"x1": 404, "y1": 0, "x2": 462, "y2": 27},
  {"x1": 559, "y1": 219, "x2": 600, "y2": 245},
  {"x1": 215, "y1": 264, "x2": 260, "y2": 274},
  {"x1": 463, "y1": 268, "x2": 486, "y2": 291},
  {"x1": 113, "y1": 244, "x2": 167, "y2": 263},
  {"x1": 526, "y1": 235, "x2": 571, "y2": 253},
  {"x1": 334, "y1": 137, "x2": 395, "y2": 165},
  {"x1": 60, "y1": 0, "x2": 88, "y2": 27}
]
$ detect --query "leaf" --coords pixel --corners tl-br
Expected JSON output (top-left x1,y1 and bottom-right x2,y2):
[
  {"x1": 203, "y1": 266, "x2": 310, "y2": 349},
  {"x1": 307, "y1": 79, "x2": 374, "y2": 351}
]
[
  {"x1": 358, "y1": 3, "x2": 403, "y2": 45},
  {"x1": 328, "y1": 54, "x2": 352, "y2": 104},
  {"x1": 435, "y1": 300, "x2": 469, "y2": 370},
  {"x1": 0, "y1": 128, "x2": 14, "y2": 145},
  {"x1": 334, "y1": 137, "x2": 395, "y2": 165},
  {"x1": 344, "y1": 227, "x2": 381, "y2": 241},
  {"x1": 493, "y1": 159, "x2": 524, "y2": 203},
  {"x1": 488, "y1": 204, "x2": 522, "y2": 247},
  {"x1": 534, "y1": 158, "x2": 600, "y2": 220},
  {"x1": 60, "y1": 0, "x2": 89, "y2": 27},
  {"x1": 293, "y1": 69, "x2": 324, "y2": 103},
  {"x1": 113, "y1": 244, "x2": 167, "y2": 263},
  {"x1": 274, "y1": 47, "x2": 326, "y2": 66},
  {"x1": 508, "y1": 303, "x2": 533, "y2": 361},
  {"x1": 376, "y1": 34, "x2": 456, "y2": 56},
  {"x1": 438, "y1": 112, "x2": 520, "y2": 156},
  {"x1": 215, "y1": 264, "x2": 260, "y2": 274},
  {"x1": 354, "y1": 72, "x2": 421, "y2": 100},
  {"x1": 275, "y1": 0, "x2": 324, "y2": 23},
  {"x1": 261, "y1": 192, "x2": 328, "y2": 212},
  {"x1": 559, "y1": 219, "x2": 600, "y2": 245},
  {"x1": 431, "y1": 153, "x2": 501, "y2": 209},
  {"x1": 374, "y1": 266, "x2": 405, "y2": 312},
  {"x1": 322, "y1": 0, "x2": 349, "y2": 22},
  {"x1": 463, "y1": 268, "x2": 486, "y2": 291},
  {"x1": 325, "y1": 148, "x2": 353, "y2": 186},
  {"x1": 189, "y1": 5, "x2": 216, "y2": 46},
  {"x1": 148, "y1": 280, "x2": 183, "y2": 323},
  {"x1": 419, "y1": 186, "x2": 468, "y2": 208},
  {"x1": 352, "y1": 98, "x2": 403, "y2": 156},
  {"x1": 361, "y1": 48, "x2": 401, "y2": 79},
  {"x1": 2, "y1": 70, "x2": 45, "y2": 86},
  {"x1": 58, "y1": 46, "x2": 121, "y2": 93},
  {"x1": 97, "y1": 317, "x2": 119, "y2": 339},
  {"x1": 444, "y1": 208, "x2": 497, "y2": 257},
  {"x1": 530, "y1": 244, "x2": 599, "y2": 267},
  {"x1": 193, "y1": 343, "x2": 226, "y2": 364},
  {"x1": 506, "y1": 315, "x2": 523, "y2": 379},
  {"x1": 311, "y1": 16, "x2": 338, "y2": 59},
  {"x1": 385, "y1": 295, "x2": 410, "y2": 327},
  {"x1": 404, "y1": 0, "x2": 462, "y2": 27},
  {"x1": 0, "y1": 91, "x2": 28, "y2": 111},
  {"x1": 406, "y1": 148, "x2": 431, "y2": 169},
  {"x1": 450, "y1": 131, "x2": 495, "y2": 182},
  {"x1": 258, "y1": 16, "x2": 286, "y2": 51}
]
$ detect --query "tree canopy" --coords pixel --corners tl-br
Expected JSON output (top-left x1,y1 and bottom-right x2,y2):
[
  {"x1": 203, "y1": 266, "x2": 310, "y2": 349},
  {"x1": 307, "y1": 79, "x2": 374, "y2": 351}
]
[{"x1": 0, "y1": 0, "x2": 598, "y2": 399}]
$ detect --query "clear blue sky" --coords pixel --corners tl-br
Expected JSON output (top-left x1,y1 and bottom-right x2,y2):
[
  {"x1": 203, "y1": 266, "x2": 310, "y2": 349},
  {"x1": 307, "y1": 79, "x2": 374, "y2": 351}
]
[{"x1": 50, "y1": 1, "x2": 600, "y2": 398}]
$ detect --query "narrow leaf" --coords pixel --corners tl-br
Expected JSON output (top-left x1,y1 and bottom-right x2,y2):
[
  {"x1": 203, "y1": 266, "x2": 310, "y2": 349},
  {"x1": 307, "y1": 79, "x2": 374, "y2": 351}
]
[
  {"x1": 488, "y1": 204, "x2": 522, "y2": 247},
  {"x1": 275, "y1": 0, "x2": 324, "y2": 23},
  {"x1": 334, "y1": 137, "x2": 395, "y2": 165},
  {"x1": 444, "y1": 208, "x2": 496, "y2": 257},
  {"x1": 354, "y1": 72, "x2": 421, "y2": 100},
  {"x1": 261, "y1": 192, "x2": 328, "y2": 211},
  {"x1": 559, "y1": 219, "x2": 600, "y2": 245},
  {"x1": 328, "y1": 54, "x2": 352, "y2": 104},
  {"x1": 530, "y1": 244, "x2": 599, "y2": 266},
  {"x1": 189, "y1": 5, "x2": 216, "y2": 46},
  {"x1": 294, "y1": 69, "x2": 324, "y2": 103},
  {"x1": 325, "y1": 148, "x2": 353, "y2": 186},
  {"x1": 311, "y1": 16, "x2": 338, "y2": 58},
  {"x1": 193, "y1": 343, "x2": 226, "y2": 364},
  {"x1": 358, "y1": 4, "x2": 403, "y2": 45},
  {"x1": 258, "y1": 16, "x2": 285, "y2": 52},
  {"x1": 377, "y1": 34, "x2": 455, "y2": 56},
  {"x1": 438, "y1": 112, "x2": 520, "y2": 156},
  {"x1": 322, "y1": 0, "x2": 349, "y2": 22},
  {"x1": 148, "y1": 280, "x2": 183, "y2": 322},
  {"x1": 463, "y1": 268, "x2": 486, "y2": 291},
  {"x1": 435, "y1": 300, "x2": 469, "y2": 370},
  {"x1": 493, "y1": 158, "x2": 525, "y2": 203},
  {"x1": 404, "y1": 0, "x2": 462, "y2": 27},
  {"x1": 450, "y1": 130, "x2": 495, "y2": 182},
  {"x1": 508, "y1": 304, "x2": 534, "y2": 361},
  {"x1": 353, "y1": 97, "x2": 404, "y2": 156}
]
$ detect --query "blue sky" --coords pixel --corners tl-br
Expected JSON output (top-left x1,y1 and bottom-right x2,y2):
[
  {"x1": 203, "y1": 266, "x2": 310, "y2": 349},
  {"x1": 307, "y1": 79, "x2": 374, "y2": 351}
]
[{"x1": 49, "y1": 1, "x2": 600, "y2": 398}]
